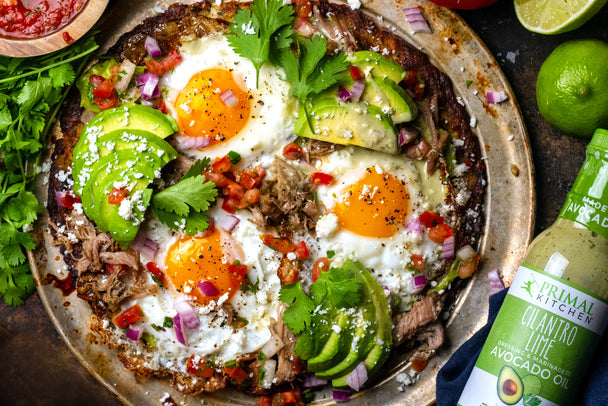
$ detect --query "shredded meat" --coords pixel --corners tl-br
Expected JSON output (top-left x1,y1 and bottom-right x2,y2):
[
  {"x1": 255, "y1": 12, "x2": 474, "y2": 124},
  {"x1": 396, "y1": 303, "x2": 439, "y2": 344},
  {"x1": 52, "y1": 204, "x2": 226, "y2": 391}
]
[
  {"x1": 301, "y1": 139, "x2": 341, "y2": 163},
  {"x1": 273, "y1": 307, "x2": 300, "y2": 385},
  {"x1": 393, "y1": 294, "x2": 441, "y2": 345},
  {"x1": 254, "y1": 158, "x2": 319, "y2": 233}
]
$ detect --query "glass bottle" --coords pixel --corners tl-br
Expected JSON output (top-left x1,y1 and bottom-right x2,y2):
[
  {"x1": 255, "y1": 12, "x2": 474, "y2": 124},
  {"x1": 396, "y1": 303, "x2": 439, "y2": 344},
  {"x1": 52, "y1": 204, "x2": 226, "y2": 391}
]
[{"x1": 458, "y1": 128, "x2": 608, "y2": 406}]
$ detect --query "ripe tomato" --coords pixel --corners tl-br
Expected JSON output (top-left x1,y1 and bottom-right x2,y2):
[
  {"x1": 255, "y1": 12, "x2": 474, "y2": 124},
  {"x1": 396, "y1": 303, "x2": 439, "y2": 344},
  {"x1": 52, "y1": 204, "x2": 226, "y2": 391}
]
[
  {"x1": 312, "y1": 257, "x2": 330, "y2": 282},
  {"x1": 428, "y1": 0, "x2": 498, "y2": 10},
  {"x1": 186, "y1": 355, "x2": 215, "y2": 377},
  {"x1": 428, "y1": 223, "x2": 453, "y2": 243},
  {"x1": 113, "y1": 304, "x2": 144, "y2": 328}
]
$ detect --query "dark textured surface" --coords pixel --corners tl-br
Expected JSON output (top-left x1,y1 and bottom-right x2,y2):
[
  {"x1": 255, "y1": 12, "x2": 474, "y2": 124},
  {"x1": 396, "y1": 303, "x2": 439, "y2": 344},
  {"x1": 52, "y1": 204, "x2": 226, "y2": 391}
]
[{"x1": 1, "y1": 1, "x2": 608, "y2": 405}]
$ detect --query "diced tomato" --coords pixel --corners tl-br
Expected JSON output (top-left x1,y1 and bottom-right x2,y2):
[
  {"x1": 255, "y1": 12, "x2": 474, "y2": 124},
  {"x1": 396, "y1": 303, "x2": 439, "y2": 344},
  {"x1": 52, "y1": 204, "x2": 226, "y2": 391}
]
[
  {"x1": 312, "y1": 257, "x2": 330, "y2": 282},
  {"x1": 94, "y1": 93, "x2": 119, "y2": 110},
  {"x1": 108, "y1": 187, "x2": 129, "y2": 205},
  {"x1": 272, "y1": 388, "x2": 302, "y2": 406},
  {"x1": 229, "y1": 261, "x2": 248, "y2": 284},
  {"x1": 105, "y1": 263, "x2": 127, "y2": 274},
  {"x1": 311, "y1": 172, "x2": 334, "y2": 185},
  {"x1": 223, "y1": 181, "x2": 246, "y2": 199},
  {"x1": 253, "y1": 166, "x2": 266, "y2": 182},
  {"x1": 418, "y1": 210, "x2": 444, "y2": 228},
  {"x1": 204, "y1": 171, "x2": 230, "y2": 188},
  {"x1": 410, "y1": 254, "x2": 425, "y2": 270},
  {"x1": 349, "y1": 65, "x2": 364, "y2": 80},
  {"x1": 239, "y1": 188, "x2": 260, "y2": 207},
  {"x1": 256, "y1": 396, "x2": 272, "y2": 406},
  {"x1": 294, "y1": 241, "x2": 309, "y2": 260},
  {"x1": 59, "y1": 192, "x2": 81, "y2": 210},
  {"x1": 224, "y1": 366, "x2": 249, "y2": 384},
  {"x1": 293, "y1": 0, "x2": 312, "y2": 18},
  {"x1": 282, "y1": 142, "x2": 303, "y2": 160},
  {"x1": 283, "y1": 265, "x2": 300, "y2": 285},
  {"x1": 145, "y1": 50, "x2": 183, "y2": 76},
  {"x1": 221, "y1": 196, "x2": 239, "y2": 214},
  {"x1": 92, "y1": 78, "x2": 114, "y2": 99},
  {"x1": 212, "y1": 155, "x2": 232, "y2": 173},
  {"x1": 113, "y1": 304, "x2": 144, "y2": 329},
  {"x1": 146, "y1": 262, "x2": 165, "y2": 284},
  {"x1": 186, "y1": 355, "x2": 215, "y2": 377},
  {"x1": 428, "y1": 223, "x2": 453, "y2": 243},
  {"x1": 88, "y1": 74, "x2": 105, "y2": 87},
  {"x1": 260, "y1": 235, "x2": 296, "y2": 254},
  {"x1": 238, "y1": 171, "x2": 257, "y2": 190},
  {"x1": 158, "y1": 101, "x2": 167, "y2": 114}
]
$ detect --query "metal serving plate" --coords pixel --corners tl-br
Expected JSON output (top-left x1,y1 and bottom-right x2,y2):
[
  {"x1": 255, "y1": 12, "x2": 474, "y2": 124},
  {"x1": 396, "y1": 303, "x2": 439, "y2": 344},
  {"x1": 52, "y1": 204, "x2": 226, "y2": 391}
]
[{"x1": 30, "y1": 0, "x2": 535, "y2": 404}]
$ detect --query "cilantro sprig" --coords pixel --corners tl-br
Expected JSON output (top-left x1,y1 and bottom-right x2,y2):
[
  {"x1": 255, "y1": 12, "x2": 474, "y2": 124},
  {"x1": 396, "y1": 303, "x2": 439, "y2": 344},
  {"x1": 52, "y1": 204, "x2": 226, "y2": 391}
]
[
  {"x1": 0, "y1": 34, "x2": 98, "y2": 306},
  {"x1": 151, "y1": 158, "x2": 218, "y2": 235},
  {"x1": 228, "y1": 0, "x2": 295, "y2": 86},
  {"x1": 279, "y1": 262, "x2": 363, "y2": 334}
]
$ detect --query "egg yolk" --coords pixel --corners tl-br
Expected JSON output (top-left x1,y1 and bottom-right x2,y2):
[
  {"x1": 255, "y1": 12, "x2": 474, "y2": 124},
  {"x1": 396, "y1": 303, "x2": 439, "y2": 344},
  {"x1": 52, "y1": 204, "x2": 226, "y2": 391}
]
[
  {"x1": 334, "y1": 168, "x2": 410, "y2": 238},
  {"x1": 164, "y1": 227, "x2": 243, "y2": 305},
  {"x1": 175, "y1": 68, "x2": 251, "y2": 145}
]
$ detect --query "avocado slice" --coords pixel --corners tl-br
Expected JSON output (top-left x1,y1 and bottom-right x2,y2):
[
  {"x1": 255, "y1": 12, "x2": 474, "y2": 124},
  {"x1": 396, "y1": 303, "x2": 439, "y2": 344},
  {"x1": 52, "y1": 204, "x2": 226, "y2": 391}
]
[
  {"x1": 73, "y1": 128, "x2": 177, "y2": 184},
  {"x1": 83, "y1": 104, "x2": 177, "y2": 139},
  {"x1": 347, "y1": 50, "x2": 406, "y2": 83},
  {"x1": 366, "y1": 77, "x2": 418, "y2": 124},
  {"x1": 294, "y1": 99, "x2": 399, "y2": 154},
  {"x1": 307, "y1": 311, "x2": 353, "y2": 373},
  {"x1": 497, "y1": 365, "x2": 524, "y2": 405},
  {"x1": 314, "y1": 304, "x2": 377, "y2": 381}
]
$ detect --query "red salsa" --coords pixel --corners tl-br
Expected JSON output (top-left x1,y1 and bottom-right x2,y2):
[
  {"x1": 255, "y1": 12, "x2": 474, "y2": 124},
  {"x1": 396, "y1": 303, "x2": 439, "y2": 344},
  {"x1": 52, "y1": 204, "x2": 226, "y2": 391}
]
[{"x1": 0, "y1": 0, "x2": 87, "y2": 39}]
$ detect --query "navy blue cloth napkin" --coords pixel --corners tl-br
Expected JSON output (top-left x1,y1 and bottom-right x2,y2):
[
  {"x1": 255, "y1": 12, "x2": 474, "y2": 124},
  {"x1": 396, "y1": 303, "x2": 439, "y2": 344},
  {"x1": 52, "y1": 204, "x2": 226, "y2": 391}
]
[{"x1": 435, "y1": 288, "x2": 608, "y2": 406}]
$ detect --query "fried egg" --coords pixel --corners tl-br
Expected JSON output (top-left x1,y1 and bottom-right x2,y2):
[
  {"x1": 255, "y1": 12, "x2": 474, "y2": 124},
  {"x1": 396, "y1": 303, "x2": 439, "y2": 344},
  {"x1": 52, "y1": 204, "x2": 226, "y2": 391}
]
[{"x1": 160, "y1": 34, "x2": 296, "y2": 167}]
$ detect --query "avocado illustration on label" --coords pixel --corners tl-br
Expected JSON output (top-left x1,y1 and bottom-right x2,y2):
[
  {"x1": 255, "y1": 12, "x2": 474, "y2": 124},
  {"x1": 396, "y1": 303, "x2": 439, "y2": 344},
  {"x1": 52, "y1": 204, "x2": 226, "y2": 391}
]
[{"x1": 497, "y1": 365, "x2": 524, "y2": 405}]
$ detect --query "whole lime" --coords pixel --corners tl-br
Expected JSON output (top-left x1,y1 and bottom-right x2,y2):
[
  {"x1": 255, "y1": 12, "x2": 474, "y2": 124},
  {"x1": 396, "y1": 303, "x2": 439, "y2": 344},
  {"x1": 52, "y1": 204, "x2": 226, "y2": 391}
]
[{"x1": 536, "y1": 39, "x2": 608, "y2": 138}]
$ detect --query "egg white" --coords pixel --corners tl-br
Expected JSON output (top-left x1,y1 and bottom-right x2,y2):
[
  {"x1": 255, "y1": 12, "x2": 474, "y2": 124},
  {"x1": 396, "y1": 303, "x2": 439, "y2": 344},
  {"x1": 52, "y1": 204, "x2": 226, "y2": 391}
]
[{"x1": 160, "y1": 34, "x2": 297, "y2": 168}]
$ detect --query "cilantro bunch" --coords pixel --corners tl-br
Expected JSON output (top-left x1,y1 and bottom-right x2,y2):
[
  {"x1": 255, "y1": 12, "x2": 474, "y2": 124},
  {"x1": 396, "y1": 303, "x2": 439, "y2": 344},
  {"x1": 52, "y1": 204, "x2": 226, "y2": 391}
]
[
  {"x1": 228, "y1": 0, "x2": 349, "y2": 99},
  {"x1": 0, "y1": 35, "x2": 98, "y2": 306}
]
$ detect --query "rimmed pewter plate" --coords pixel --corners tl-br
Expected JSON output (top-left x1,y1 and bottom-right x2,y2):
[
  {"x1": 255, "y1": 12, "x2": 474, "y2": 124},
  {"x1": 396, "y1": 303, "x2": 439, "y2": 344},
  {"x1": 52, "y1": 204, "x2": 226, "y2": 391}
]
[{"x1": 30, "y1": 0, "x2": 535, "y2": 404}]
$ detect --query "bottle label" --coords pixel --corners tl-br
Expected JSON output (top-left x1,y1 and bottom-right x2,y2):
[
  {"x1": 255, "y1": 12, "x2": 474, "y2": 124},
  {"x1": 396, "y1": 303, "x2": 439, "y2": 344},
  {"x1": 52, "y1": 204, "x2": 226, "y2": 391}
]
[
  {"x1": 458, "y1": 264, "x2": 608, "y2": 406},
  {"x1": 559, "y1": 147, "x2": 608, "y2": 240}
]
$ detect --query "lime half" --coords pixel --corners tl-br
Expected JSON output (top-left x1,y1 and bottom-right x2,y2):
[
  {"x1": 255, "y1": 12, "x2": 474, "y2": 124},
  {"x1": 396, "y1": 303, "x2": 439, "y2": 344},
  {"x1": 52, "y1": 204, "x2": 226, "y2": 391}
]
[
  {"x1": 522, "y1": 375, "x2": 542, "y2": 396},
  {"x1": 515, "y1": 0, "x2": 608, "y2": 34}
]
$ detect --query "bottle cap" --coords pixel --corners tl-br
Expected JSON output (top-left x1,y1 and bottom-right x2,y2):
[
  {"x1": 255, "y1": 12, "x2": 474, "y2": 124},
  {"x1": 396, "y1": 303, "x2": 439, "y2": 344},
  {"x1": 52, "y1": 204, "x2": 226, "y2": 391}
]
[{"x1": 590, "y1": 128, "x2": 608, "y2": 149}]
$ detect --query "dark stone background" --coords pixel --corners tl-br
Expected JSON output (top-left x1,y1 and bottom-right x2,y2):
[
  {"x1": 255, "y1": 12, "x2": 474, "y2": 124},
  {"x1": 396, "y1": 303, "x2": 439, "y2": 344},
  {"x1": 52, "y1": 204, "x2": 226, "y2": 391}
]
[{"x1": 2, "y1": 1, "x2": 607, "y2": 405}]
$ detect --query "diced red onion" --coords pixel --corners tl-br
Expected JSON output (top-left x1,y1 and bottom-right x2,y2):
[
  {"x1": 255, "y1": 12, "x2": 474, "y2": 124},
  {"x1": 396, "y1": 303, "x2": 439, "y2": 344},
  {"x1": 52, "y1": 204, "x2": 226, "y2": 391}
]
[
  {"x1": 145, "y1": 36, "x2": 162, "y2": 59},
  {"x1": 136, "y1": 73, "x2": 160, "y2": 100},
  {"x1": 411, "y1": 274, "x2": 427, "y2": 293},
  {"x1": 126, "y1": 324, "x2": 143, "y2": 341},
  {"x1": 488, "y1": 269, "x2": 505, "y2": 295},
  {"x1": 173, "y1": 313, "x2": 187, "y2": 346},
  {"x1": 404, "y1": 7, "x2": 432, "y2": 34},
  {"x1": 486, "y1": 91, "x2": 508, "y2": 104},
  {"x1": 131, "y1": 233, "x2": 159, "y2": 259},
  {"x1": 113, "y1": 59, "x2": 136, "y2": 94},
  {"x1": 405, "y1": 218, "x2": 424, "y2": 235},
  {"x1": 337, "y1": 86, "x2": 352, "y2": 101},
  {"x1": 260, "y1": 334, "x2": 284, "y2": 358},
  {"x1": 215, "y1": 213, "x2": 240, "y2": 232},
  {"x1": 456, "y1": 244, "x2": 477, "y2": 262},
  {"x1": 404, "y1": 139, "x2": 431, "y2": 159},
  {"x1": 219, "y1": 89, "x2": 239, "y2": 108},
  {"x1": 174, "y1": 300, "x2": 200, "y2": 329},
  {"x1": 332, "y1": 389, "x2": 352, "y2": 402},
  {"x1": 345, "y1": 361, "x2": 368, "y2": 392},
  {"x1": 294, "y1": 18, "x2": 315, "y2": 37},
  {"x1": 56, "y1": 191, "x2": 67, "y2": 207},
  {"x1": 382, "y1": 285, "x2": 392, "y2": 298},
  {"x1": 140, "y1": 99, "x2": 155, "y2": 108},
  {"x1": 174, "y1": 135, "x2": 211, "y2": 150},
  {"x1": 350, "y1": 80, "x2": 366, "y2": 101},
  {"x1": 302, "y1": 373, "x2": 327, "y2": 388},
  {"x1": 197, "y1": 280, "x2": 220, "y2": 297},
  {"x1": 399, "y1": 126, "x2": 419, "y2": 146},
  {"x1": 440, "y1": 236, "x2": 455, "y2": 261}
]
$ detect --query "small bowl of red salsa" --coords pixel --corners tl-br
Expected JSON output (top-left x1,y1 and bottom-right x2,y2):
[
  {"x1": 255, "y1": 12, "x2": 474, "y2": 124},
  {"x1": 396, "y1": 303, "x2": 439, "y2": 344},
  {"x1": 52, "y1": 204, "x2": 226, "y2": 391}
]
[{"x1": 0, "y1": 0, "x2": 109, "y2": 57}]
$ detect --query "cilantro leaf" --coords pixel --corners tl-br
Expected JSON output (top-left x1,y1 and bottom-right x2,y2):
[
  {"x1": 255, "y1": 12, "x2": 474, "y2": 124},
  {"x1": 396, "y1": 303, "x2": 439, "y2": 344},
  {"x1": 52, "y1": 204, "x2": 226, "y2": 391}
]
[
  {"x1": 151, "y1": 174, "x2": 217, "y2": 235},
  {"x1": 228, "y1": 0, "x2": 294, "y2": 86},
  {"x1": 310, "y1": 265, "x2": 362, "y2": 308},
  {"x1": 182, "y1": 157, "x2": 211, "y2": 180},
  {"x1": 523, "y1": 394, "x2": 541, "y2": 406},
  {"x1": 279, "y1": 281, "x2": 315, "y2": 334}
]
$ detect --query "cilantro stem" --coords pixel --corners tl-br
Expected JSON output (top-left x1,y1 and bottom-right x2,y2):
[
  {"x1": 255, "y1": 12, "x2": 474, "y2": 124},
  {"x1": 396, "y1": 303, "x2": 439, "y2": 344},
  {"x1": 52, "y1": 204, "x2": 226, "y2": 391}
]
[{"x1": 0, "y1": 44, "x2": 99, "y2": 85}]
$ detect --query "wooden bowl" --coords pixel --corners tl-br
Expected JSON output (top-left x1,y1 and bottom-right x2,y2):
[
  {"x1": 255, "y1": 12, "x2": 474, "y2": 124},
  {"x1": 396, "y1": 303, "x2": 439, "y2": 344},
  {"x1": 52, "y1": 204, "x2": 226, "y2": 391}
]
[{"x1": 0, "y1": 0, "x2": 109, "y2": 58}]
